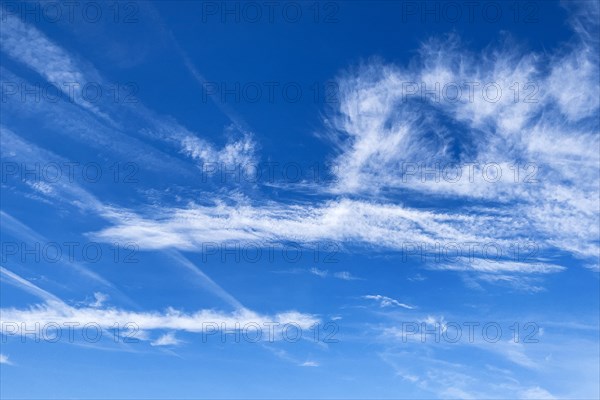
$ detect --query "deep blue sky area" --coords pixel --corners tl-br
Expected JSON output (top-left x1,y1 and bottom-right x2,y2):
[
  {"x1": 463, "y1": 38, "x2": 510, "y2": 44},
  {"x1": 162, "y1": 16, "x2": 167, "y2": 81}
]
[{"x1": 1, "y1": 1, "x2": 599, "y2": 399}]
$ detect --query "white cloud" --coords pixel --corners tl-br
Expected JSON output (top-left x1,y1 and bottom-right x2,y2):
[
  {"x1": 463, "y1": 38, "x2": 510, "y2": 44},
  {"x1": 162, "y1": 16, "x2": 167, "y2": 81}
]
[
  {"x1": 0, "y1": 15, "x2": 257, "y2": 171},
  {"x1": 317, "y1": 8, "x2": 599, "y2": 268},
  {"x1": 520, "y1": 386, "x2": 556, "y2": 399},
  {"x1": 309, "y1": 268, "x2": 329, "y2": 278},
  {"x1": 87, "y1": 197, "x2": 572, "y2": 289},
  {"x1": 0, "y1": 13, "x2": 108, "y2": 121},
  {"x1": 151, "y1": 332, "x2": 182, "y2": 347},
  {"x1": 90, "y1": 292, "x2": 109, "y2": 308},
  {"x1": 0, "y1": 301, "x2": 319, "y2": 341},
  {"x1": 299, "y1": 361, "x2": 319, "y2": 367},
  {"x1": 90, "y1": 198, "x2": 507, "y2": 251},
  {"x1": 432, "y1": 259, "x2": 564, "y2": 275},
  {"x1": 332, "y1": 271, "x2": 359, "y2": 281},
  {"x1": 363, "y1": 295, "x2": 415, "y2": 309},
  {"x1": 0, "y1": 268, "x2": 319, "y2": 343},
  {"x1": 2, "y1": 2, "x2": 596, "y2": 300},
  {"x1": 0, "y1": 266, "x2": 66, "y2": 305},
  {"x1": 308, "y1": 268, "x2": 359, "y2": 280}
]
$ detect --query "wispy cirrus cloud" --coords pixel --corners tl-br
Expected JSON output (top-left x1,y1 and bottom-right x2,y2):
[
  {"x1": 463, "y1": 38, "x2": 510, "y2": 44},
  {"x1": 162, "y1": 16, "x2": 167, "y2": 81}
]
[
  {"x1": 0, "y1": 268, "x2": 319, "y2": 344},
  {"x1": 0, "y1": 13, "x2": 257, "y2": 171},
  {"x1": 319, "y1": 0, "x2": 599, "y2": 267},
  {"x1": 150, "y1": 332, "x2": 182, "y2": 347},
  {"x1": 378, "y1": 313, "x2": 598, "y2": 399},
  {"x1": 2, "y1": 3, "x2": 597, "y2": 296},
  {"x1": 363, "y1": 295, "x2": 415, "y2": 309},
  {"x1": 0, "y1": 354, "x2": 12, "y2": 365}
]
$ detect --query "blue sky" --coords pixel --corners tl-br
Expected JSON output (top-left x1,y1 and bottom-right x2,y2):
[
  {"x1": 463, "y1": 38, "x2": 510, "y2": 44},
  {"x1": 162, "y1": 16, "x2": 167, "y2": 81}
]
[{"x1": 0, "y1": 1, "x2": 599, "y2": 398}]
